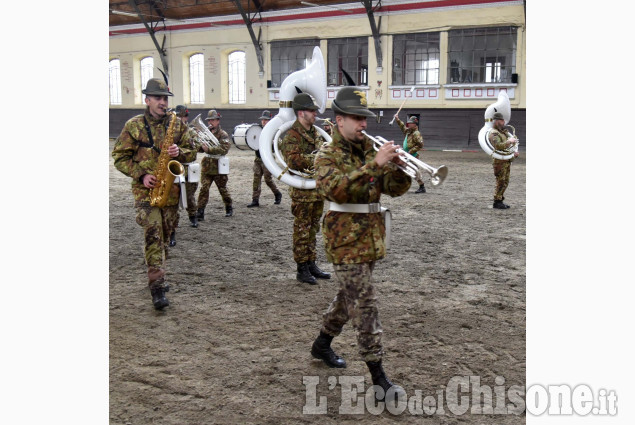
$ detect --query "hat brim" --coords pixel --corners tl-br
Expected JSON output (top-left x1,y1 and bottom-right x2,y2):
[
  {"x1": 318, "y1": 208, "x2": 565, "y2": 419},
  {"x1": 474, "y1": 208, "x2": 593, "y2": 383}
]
[
  {"x1": 259, "y1": 116, "x2": 272, "y2": 120},
  {"x1": 142, "y1": 90, "x2": 174, "y2": 96},
  {"x1": 331, "y1": 100, "x2": 376, "y2": 118}
]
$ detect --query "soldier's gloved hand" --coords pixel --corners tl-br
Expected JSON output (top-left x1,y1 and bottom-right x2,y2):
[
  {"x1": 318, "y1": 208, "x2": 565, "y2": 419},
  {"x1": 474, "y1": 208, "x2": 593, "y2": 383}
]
[{"x1": 168, "y1": 144, "x2": 179, "y2": 157}]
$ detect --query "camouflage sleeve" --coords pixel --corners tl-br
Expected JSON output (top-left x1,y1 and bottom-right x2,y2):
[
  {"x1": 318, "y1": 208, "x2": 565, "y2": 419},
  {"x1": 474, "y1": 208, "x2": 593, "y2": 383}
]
[
  {"x1": 380, "y1": 163, "x2": 412, "y2": 197},
  {"x1": 408, "y1": 131, "x2": 424, "y2": 155},
  {"x1": 175, "y1": 123, "x2": 197, "y2": 163},
  {"x1": 314, "y1": 147, "x2": 384, "y2": 204},
  {"x1": 111, "y1": 120, "x2": 148, "y2": 181},
  {"x1": 396, "y1": 117, "x2": 406, "y2": 134},
  {"x1": 207, "y1": 131, "x2": 231, "y2": 156},
  {"x1": 281, "y1": 131, "x2": 314, "y2": 172},
  {"x1": 489, "y1": 131, "x2": 507, "y2": 151}
]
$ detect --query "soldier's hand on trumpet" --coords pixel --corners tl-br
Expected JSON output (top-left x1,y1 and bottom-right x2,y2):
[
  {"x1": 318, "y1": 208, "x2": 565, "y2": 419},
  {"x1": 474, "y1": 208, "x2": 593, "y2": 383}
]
[{"x1": 374, "y1": 140, "x2": 405, "y2": 167}]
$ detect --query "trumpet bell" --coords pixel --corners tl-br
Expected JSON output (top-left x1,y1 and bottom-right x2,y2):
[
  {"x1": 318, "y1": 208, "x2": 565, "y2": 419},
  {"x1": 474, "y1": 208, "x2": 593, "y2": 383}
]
[{"x1": 431, "y1": 165, "x2": 448, "y2": 186}]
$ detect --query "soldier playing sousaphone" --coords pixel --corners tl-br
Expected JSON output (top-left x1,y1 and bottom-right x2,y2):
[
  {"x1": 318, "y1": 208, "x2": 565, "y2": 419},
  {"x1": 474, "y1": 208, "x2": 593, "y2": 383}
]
[{"x1": 112, "y1": 78, "x2": 197, "y2": 310}]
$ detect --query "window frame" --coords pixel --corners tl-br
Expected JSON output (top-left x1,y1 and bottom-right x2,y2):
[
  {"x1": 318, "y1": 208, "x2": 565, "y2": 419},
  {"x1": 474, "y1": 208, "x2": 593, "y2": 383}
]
[
  {"x1": 189, "y1": 53, "x2": 205, "y2": 104},
  {"x1": 326, "y1": 37, "x2": 369, "y2": 87},
  {"x1": 392, "y1": 32, "x2": 441, "y2": 86},
  {"x1": 109, "y1": 58, "x2": 122, "y2": 105},
  {"x1": 447, "y1": 26, "x2": 517, "y2": 84},
  {"x1": 228, "y1": 50, "x2": 246, "y2": 104},
  {"x1": 269, "y1": 39, "x2": 320, "y2": 88}
]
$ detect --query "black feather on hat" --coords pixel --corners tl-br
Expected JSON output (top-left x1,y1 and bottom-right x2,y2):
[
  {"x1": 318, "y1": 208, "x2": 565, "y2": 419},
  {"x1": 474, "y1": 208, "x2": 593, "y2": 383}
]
[{"x1": 341, "y1": 68, "x2": 356, "y2": 86}]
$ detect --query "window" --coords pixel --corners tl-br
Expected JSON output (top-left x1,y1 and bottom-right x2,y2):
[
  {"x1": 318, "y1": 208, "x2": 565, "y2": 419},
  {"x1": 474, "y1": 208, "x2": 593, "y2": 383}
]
[
  {"x1": 448, "y1": 26, "x2": 517, "y2": 84},
  {"x1": 109, "y1": 59, "x2": 122, "y2": 105},
  {"x1": 327, "y1": 37, "x2": 368, "y2": 86},
  {"x1": 228, "y1": 51, "x2": 246, "y2": 104},
  {"x1": 140, "y1": 56, "x2": 154, "y2": 102},
  {"x1": 190, "y1": 53, "x2": 205, "y2": 104},
  {"x1": 270, "y1": 39, "x2": 320, "y2": 88},
  {"x1": 392, "y1": 33, "x2": 440, "y2": 85}
]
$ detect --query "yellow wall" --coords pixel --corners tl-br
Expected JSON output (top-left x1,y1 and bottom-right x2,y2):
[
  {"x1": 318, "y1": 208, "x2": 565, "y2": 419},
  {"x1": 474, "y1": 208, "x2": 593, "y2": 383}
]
[{"x1": 109, "y1": 2, "x2": 526, "y2": 110}]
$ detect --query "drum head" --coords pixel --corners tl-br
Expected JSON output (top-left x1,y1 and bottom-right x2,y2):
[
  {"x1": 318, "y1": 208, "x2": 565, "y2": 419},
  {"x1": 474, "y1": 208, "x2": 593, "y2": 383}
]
[
  {"x1": 245, "y1": 125, "x2": 263, "y2": 151},
  {"x1": 232, "y1": 124, "x2": 253, "y2": 151}
]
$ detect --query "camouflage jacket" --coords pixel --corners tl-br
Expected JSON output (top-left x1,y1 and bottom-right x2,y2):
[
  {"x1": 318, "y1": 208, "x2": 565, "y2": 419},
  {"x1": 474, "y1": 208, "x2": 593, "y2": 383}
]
[
  {"x1": 396, "y1": 117, "x2": 423, "y2": 157},
  {"x1": 112, "y1": 108, "x2": 197, "y2": 206},
  {"x1": 315, "y1": 128, "x2": 412, "y2": 264},
  {"x1": 488, "y1": 128, "x2": 514, "y2": 163},
  {"x1": 200, "y1": 125, "x2": 231, "y2": 175},
  {"x1": 279, "y1": 120, "x2": 325, "y2": 202}
]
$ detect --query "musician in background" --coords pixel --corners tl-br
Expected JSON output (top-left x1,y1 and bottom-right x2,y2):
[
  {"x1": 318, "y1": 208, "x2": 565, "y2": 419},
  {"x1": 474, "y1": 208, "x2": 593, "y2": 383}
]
[
  {"x1": 247, "y1": 110, "x2": 283, "y2": 208},
  {"x1": 311, "y1": 87, "x2": 411, "y2": 401},
  {"x1": 322, "y1": 118, "x2": 334, "y2": 137},
  {"x1": 111, "y1": 78, "x2": 196, "y2": 310},
  {"x1": 279, "y1": 93, "x2": 331, "y2": 285},
  {"x1": 394, "y1": 113, "x2": 426, "y2": 193},
  {"x1": 174, "y1": 105, "x2": 202, "y2": 228},
  {"x1": 490, "y1": 111, "x2": 519, "y2": 209},
  {"x1": 196, "y1": 109, "x2": 234, "y2": 219}
]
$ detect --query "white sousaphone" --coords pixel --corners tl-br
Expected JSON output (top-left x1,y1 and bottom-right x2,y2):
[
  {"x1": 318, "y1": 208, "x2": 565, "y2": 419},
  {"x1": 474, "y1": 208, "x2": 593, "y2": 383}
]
[
  {"x1": 478, "y1": 91, "x2": 520, "y2": 160},
  {"x1": 259, "y1": 46, "x2": 332, "y2": 189}
]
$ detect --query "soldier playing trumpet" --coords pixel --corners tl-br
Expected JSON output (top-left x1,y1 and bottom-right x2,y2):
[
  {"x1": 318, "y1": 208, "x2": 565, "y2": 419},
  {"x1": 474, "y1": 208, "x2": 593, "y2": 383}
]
[{"x1": 112, "y1": 78, "x2": 197, "y2": 310}]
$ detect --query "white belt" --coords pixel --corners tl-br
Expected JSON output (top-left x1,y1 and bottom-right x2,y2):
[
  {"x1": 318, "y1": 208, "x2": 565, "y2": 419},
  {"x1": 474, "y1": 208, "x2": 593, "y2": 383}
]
[{"x1": 329, "y1": 202, "x2": 382, "y2": 213}]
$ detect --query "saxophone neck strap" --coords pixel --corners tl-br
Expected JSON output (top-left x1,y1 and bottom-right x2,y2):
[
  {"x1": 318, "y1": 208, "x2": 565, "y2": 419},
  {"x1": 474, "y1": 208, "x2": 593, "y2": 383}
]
[{"x1": 142, "y1": 116, "x2": 161, "y2": 154}]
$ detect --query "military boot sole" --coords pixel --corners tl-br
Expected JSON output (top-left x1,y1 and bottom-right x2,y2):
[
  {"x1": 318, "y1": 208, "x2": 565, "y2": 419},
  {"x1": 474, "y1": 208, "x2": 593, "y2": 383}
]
[{"x1": 311, "y1": 348, "x2": 347, "y2": 368}]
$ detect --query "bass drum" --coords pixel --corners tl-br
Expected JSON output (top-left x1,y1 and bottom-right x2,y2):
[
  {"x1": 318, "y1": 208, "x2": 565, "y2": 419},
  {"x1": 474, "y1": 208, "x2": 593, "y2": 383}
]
[{"x1": 232, "y1": 124, "x2": 262, "y2": 151}]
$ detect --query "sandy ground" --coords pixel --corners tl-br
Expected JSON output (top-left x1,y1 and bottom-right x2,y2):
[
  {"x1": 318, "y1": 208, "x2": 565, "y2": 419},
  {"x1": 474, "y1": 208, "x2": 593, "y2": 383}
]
[{"x1": 109, "y1": 138, "x2": 526, "y2": 424}]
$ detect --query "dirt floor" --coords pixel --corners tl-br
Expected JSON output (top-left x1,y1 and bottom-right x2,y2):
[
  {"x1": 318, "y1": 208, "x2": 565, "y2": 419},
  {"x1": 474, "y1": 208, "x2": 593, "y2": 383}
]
[{"x1": 109, "y1": 138, "x2": 526, "y2": 424}]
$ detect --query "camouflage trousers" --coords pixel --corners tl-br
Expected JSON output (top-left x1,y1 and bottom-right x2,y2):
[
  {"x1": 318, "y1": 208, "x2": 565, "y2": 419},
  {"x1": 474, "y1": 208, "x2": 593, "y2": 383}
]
[
  {"x1": 414, "y1": 168, "x2": 425, "y2": 186},
  {"x1": 493, "y1": 159, "x2": 511, "y2": 201},
  {"x1": 321, "y1": 262, "x2": 383, "y2": 362},
  {"x1": 252, "y1": 158, "x2": 280, "y2": 200},
  {"x1": 197, "y1": 173, "x2": 232, "y2": 210},
  {"x1": 135, "y1": 203, "x2": 179, "y2": 287},
  {"x1": 291, "y1": 200, "x2": 324, "y2": 263},
  {"x1": 185, "y1": 181, "x2": 198, "y2": 216}
]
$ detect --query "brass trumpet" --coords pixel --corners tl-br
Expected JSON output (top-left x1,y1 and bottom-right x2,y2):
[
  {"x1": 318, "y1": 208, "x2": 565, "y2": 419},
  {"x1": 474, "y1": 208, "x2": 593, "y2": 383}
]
[{"x1": 361, "y1": 131, "x2": 448, "y2": 186}]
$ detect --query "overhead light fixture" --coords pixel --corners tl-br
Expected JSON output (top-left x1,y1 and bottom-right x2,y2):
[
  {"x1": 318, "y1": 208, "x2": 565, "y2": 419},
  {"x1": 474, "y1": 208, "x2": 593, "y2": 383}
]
[{"x1": 300, "y1": 1, "x2": 355, "y2": 14}]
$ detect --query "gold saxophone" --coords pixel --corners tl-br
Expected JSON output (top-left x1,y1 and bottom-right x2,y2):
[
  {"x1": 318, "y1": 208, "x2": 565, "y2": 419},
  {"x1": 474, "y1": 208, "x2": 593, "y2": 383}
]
[{"x1": 150, "y1": 111, "x2": 185, "y2": 208}]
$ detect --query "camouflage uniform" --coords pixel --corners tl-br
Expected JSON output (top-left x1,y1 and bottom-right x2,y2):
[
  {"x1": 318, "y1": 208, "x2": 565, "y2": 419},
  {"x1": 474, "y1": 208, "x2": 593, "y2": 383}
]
[
  {"x1": 314, "y1": 126, "x2": 411, "y2": 361},
  {"x1": 111, "y1": 108, "x2": 196, "y2": 288},
  {"x1": 182, "y1": 125, "x2": 202, "y2": 218},
  {"x1": 279, "y1": 120, "x2": 326, "y2": 263},
  {"x1": 396, "y1": 116, "x2": 425, "y2": 186},
  {"x1": 489, "y1": 128, "x2": 514, "y2": 201},
  {"x1": 252, "y1": 150, "x2": 280, "y2": 200},
  {"x1": 197, "y1": 125, "x2": 233, "y2": 212}
]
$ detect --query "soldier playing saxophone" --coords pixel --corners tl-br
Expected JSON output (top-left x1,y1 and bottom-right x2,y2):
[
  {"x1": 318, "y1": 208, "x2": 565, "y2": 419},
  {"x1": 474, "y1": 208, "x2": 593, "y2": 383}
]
[{"x1": 112, "y1": 78, "x2": 197, "y2": 310}]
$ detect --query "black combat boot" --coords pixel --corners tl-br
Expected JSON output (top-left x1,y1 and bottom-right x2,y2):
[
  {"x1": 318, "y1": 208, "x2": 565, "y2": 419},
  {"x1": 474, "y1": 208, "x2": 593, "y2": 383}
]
[
  {"x1": 189, "y1": 215, "x2": 198, "y2": 228},
  {"x1": 297, "y1": 262, "x2": 317, "y2": 285},
  {"x1": 197, "y1": 207, "x2": 205, "y2": 221},
  {"x1": 274, "y1": 191, "x2": 282, "y2": 204},
  {"x1": 311, "y1": 332, "x2": 347, "y2": 368},
  {"x1": 247, "y1": 199, "x2": 260, "y2": 208},
  {"x1": 366, "y1": 360, "x2": 406, "y2": 402},
  {"x1": 308, "y1": 261, "x2": 331, "y2": 279},
  {"x1": 225, "y1": 205, "x2": 233, "y2": 217},
  {"x1": 493, "y1": 199, "x2": 510, "y2": 209},
  {"x1": 150, "y1": 284, "x2": 170, "y2": 310},
  {"x1": 415, "y1": 184, "x2": 426, "y2": 193},
  {"x1": 169, "y1": 230, "x2": 176, "y2": 247}
]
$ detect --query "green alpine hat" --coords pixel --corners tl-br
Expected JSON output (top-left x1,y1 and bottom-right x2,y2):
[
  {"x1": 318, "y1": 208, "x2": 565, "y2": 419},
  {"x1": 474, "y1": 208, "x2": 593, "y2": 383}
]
[
  {"x1": 407, "y1": 116, "x2": 419, "y2": 125},
  {"x1": 331, "y1": 87, "x2": 375, "y2": 118},
  {"x1": 259, "y1": 110, "x2": 272, "y2": 120},
  {"x1": 174, "y1": 105, "x2": 189, "y2": 117},
  {"x1": 142, "y1": 78, "x2": 174, "y2": 96},
  {"x1": 492, "y1": 112, "x2": 505, "y2": 121},
  {"x1": 292, "y1": 93, "x2": 319, "y2": 112},
  {"x1": 206, "y1": 109, "x2": 222, "y2": 120}
]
